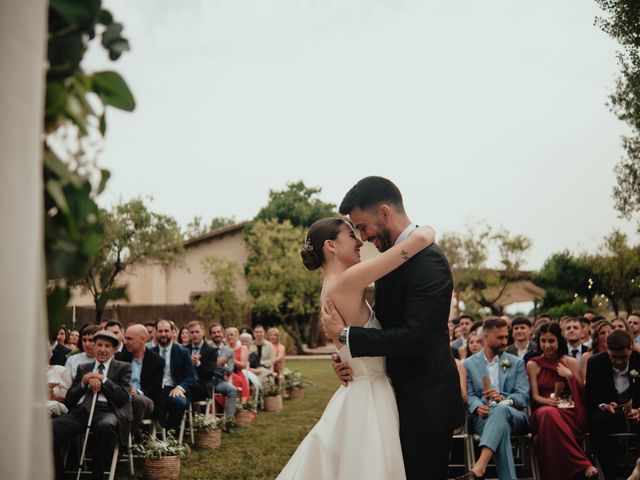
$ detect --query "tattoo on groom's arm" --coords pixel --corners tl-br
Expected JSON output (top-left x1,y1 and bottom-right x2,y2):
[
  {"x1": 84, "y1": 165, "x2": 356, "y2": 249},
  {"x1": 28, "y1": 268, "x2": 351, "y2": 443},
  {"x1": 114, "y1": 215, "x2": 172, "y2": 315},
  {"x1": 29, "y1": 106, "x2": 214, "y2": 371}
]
[{"x1": 401, "y1": 249, "x2": 409, "y2": 261}]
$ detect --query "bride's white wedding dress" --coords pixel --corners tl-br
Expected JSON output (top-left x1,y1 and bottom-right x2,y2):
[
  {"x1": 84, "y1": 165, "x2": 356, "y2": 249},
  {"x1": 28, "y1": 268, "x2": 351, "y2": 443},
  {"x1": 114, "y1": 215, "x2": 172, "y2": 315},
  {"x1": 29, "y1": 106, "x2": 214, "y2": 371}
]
[{"x1": 276, "y1": 310, "x2": 406, "y2": 480}]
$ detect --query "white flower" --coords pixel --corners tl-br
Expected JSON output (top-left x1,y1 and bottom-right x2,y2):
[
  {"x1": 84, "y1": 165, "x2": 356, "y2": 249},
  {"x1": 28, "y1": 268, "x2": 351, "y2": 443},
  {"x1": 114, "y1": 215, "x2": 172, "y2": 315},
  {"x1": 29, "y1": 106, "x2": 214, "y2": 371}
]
[{"x1": 501, "y1": 358, "x2": 511, "y2": 372}]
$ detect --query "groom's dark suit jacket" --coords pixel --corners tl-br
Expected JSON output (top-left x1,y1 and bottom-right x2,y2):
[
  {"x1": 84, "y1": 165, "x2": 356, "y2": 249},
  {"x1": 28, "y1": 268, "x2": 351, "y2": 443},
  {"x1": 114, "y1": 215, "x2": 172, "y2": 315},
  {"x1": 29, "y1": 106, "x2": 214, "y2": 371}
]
[{"x1": 349, "y1": 244, "x2": 464, "y2": 434}]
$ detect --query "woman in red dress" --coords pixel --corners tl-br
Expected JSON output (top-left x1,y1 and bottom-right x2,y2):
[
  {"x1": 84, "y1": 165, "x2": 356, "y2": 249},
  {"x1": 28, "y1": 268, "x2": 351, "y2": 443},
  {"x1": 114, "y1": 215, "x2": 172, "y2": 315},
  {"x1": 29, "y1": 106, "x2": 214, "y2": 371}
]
[
  {"x1": 225, "y1": 327, "x2": 250, "y2": 402},
  {"x1": 526, "y1": 322, "x2": 598, "y2": 480}
]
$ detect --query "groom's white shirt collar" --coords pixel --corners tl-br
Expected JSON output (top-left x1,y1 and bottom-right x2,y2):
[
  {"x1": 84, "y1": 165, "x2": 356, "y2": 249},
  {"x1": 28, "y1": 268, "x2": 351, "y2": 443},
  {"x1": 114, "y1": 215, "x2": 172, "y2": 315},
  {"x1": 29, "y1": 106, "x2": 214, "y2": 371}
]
[{"x1": 395, "y1": 223, "x2": 418, "y2": 245}]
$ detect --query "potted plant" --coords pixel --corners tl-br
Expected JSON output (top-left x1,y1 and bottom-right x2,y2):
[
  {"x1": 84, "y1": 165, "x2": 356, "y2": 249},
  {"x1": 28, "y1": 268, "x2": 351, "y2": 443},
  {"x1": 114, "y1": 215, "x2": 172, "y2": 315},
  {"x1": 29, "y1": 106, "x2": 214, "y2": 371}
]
[
  {"x1": 192, "y1": 413, "x2": 223, "y2": 449},
  {"x1": 236, "y1": 398, "x2": 257, "y2": 426},
  {"x1": 284, "y1": 368, "x2": 312, "y2": 400},
  {"x1": 131, "y1": 433, "x2": 190, "y2": 480},
  {"x1": 262, "y1": 374, "x2": 284, "y2": 412}
]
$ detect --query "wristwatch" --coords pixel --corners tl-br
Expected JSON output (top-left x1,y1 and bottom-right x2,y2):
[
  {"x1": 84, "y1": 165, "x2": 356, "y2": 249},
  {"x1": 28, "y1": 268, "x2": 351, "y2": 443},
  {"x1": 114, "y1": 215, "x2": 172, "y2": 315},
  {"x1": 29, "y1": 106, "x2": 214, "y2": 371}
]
[{"x1": 338, "y1": 327, "x2": 349, "y2": 346}]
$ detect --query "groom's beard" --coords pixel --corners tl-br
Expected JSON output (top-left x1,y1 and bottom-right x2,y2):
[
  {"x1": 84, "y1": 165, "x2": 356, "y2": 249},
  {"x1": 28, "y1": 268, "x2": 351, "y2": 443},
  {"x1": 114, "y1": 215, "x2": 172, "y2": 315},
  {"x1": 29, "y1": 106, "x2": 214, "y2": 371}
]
[{"x1": 376, "y1": 228, "x2": 393, "y2": 252}]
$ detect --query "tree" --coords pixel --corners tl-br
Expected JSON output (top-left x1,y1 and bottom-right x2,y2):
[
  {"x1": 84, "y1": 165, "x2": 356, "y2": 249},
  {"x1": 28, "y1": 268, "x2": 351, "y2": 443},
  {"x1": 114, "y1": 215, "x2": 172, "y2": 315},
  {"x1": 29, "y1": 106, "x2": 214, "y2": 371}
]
[
  {"x1": 595, "y1": 1, "x2": 640, "y2": 218},
  {"x1": 183, "y1": 215, "x2": 237, "y2": 240},
  {"x1": 45, "y1": 0, "x2": 134, "y2": 335},
  {"x1": 194, "y1": 255, "x2": 246, "y2": 326},
  {"x1": 533, "y1": 251, "x2": 598, "y2": 310},
  {"x1": 590, "y1": 229, "x2": 640, "y2": 314},
  {"x1": 254, "y1": 180, "x2": 336, "y2": 227},
  {"x1": 439, "y1": 222, "x2": 533, "y2": 316},
  {"x1": 244, "y1": 219, "x2": 322, "y2": 354},
  {"x1": 248, "y1": 180, "x2": 336, "y2": 348},
  {"x1": 77, "y1": 198, "x2": 183, "y2": 322}
]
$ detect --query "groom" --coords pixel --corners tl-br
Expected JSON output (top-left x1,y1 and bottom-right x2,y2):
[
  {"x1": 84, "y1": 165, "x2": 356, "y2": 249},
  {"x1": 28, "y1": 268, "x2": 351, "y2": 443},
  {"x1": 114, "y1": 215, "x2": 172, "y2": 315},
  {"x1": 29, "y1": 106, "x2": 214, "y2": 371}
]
[{"x1": 323, "y1": 176, "x2": 464, "y2": 480}]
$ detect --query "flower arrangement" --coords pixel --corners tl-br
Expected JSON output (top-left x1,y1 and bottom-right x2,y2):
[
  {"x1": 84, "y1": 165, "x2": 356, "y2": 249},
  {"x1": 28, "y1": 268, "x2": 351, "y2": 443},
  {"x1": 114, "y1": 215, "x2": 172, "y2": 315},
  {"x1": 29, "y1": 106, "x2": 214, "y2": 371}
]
[
  {"x1": 131, "y1": 433, "x2": 190, "y2": 459},
  {"x1": 191, "y1": 413, "x2": 224, "y2": 432},
  {"x1": 501, "y1": 358, "x2": 511, "y2": 372},
  {"x1": 263, "y1": 374, "x2": 283, "y2": 397},
  {"x1": 284, "y1": 368, "x2": 313, "y2": 390}
]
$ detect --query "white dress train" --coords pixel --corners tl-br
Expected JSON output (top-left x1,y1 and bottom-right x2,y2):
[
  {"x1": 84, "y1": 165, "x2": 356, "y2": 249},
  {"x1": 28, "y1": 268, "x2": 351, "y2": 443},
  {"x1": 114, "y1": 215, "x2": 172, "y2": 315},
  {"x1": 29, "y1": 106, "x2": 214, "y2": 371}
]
[{"x1": 276, "y1": 314, "x2": 406, "y2": 480}]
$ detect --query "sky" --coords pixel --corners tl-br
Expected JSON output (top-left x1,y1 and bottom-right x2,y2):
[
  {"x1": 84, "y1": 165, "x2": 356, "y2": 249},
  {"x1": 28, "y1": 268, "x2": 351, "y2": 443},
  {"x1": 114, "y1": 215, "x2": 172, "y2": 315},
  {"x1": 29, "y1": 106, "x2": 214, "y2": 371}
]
[{"x1": 85, "y1": 0, "x2": 638, "y2": 269}]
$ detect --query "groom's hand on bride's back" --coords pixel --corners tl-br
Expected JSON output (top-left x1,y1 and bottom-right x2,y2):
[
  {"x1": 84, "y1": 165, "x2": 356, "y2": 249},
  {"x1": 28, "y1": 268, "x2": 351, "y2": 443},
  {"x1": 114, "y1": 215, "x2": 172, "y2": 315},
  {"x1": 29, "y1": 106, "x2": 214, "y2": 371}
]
[{"x1": 332, "y1": 354, "x2": 353, "y2": 387}]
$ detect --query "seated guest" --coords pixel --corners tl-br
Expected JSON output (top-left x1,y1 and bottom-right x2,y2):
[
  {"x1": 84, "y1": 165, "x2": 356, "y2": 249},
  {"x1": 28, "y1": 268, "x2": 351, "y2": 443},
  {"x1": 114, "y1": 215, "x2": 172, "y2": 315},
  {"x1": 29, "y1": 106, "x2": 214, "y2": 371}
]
[
  {"x1": 240, "y1": 332, "x2": 261, "y2": 389},
  {"x1": 611, "y1": 316, "x2": 640, "y2": 353},
  {"x1": 226, "y1": 327, "x2": 250, "y2": 403},
  {"x1": 151, "y1": 319, "x2": 196, "y2": 432},
  {"x1": 580, "y1": 316, "x2": 593, "y2": 347},
  {"x1": 68, "y1": 329, "x2": 80, "y2": 350},
  {"x1": 209, "y1": 323, "x2": 238, "y2": 426},
  {"x1": 105, "y1": 320, "x2": 125, "y2": 354},
  {"x1": 47, "y1": 364, "x2": 72, "y2": 416},
  {"x1": 178, "y1": 326, "x2": 191, "y2": 348},
  {"x1": 527, "y1": 322, "x2": 597, "y2": 479},
  {"x1": 461, "y1": 318, "x2": 529, "y2": 480},
  {"x1": 65, "y1": 324, "x2": 100, "y2": 379},
  {"x1": 50, "y1": 327, "x2": 72, "y2": 366},
  {"x1": 52, "y1": 330, "x2": 132, "y2": 480},
  {"x1": 186, "y1": 320, "x2": 218, "y2": 402},
  {"x1": 249, "y1": 324, "x2": 276, "y2": 383},
  {"x1": 506, "y1": 316, "x2": 535, "y2": 358},
  {"x1": 580, "y1": 320, "x2": 612, "y2": 380},
  {"x1": 451, "y1": 315, "x2": 474, "y2": 350},
  {"x1": 459, "y1": 322, "x2": 483, "y2": 360},
  {"x1": 629, "y1": 313, "x2": 640, "y2": 345},
  {"x1": 564, "y1": 317, "x2": 589, "y2": 363},
  {"x1": 586, "y1": 330, "x2": 640, "y2": 479},
  {"x1": 144, "y1": 322, "x2": 156, "y2": 348},
  {"x1": 170, "y1": 321, "x2": 179, "y2": 343},
  {"x1": 117, "y1": 324, "x2": 164, "y2": 434},
  {"x1": 268, "y1": 327, "x2": 286, "y2": 380}
]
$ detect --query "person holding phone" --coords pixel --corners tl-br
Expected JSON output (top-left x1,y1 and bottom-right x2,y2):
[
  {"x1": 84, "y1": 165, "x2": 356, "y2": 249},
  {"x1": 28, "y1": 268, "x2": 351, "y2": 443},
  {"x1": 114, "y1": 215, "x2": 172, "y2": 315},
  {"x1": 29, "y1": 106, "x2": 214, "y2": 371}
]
[{"x1": 586, "y1": 329, "x2": 640, "y2": 478}]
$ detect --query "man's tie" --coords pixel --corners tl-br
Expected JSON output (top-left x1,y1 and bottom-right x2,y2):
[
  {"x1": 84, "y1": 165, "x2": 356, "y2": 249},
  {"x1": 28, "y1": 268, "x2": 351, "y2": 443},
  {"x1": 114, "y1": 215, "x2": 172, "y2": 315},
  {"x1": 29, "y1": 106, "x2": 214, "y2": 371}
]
[
  {"x1": 193, "y1": 345, "x2": 200, "y2": 355},
  {"x1": 81, "y1": 363, "x2": 105, "y2": 411},
  {"x1": 571, "y1": 349, "x2": 579, "y2": 358}
]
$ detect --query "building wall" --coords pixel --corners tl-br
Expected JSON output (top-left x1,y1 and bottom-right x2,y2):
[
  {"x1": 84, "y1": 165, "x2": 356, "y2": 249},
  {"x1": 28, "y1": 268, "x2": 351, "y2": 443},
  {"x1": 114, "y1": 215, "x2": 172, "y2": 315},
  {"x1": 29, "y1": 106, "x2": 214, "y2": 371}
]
[{"x1": 71, "y1": 227, "x2": 249, "y2": 306}]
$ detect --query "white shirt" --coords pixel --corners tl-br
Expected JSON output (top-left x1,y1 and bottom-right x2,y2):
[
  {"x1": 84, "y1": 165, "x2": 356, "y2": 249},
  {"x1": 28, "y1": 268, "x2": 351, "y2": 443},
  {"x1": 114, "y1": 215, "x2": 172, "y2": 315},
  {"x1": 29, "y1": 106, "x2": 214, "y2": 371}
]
[
  {"x1": 482, "y1": 350, "x2": 501, "y2": 391},
  {"x1": 65, "y1": 352, "x2": 94, "y2": 380},
  {"x1": 159, "y1": 343, "x2": 174, "y2": 388},
  {"x1": 77, "y1": 357, "x2": 113, "y2": 405},
  {"x1": 395, "y1": 223, "x2": 419, "y2": 245},
  {"x1": 516, "y1": 347, "x2": 529, "y2": 359},
  {"x1": 613, "y1": 364, "x2": 631, "y2": 395},
  {"x1": 567, "y1": 343, "x2": 583, "y2": 363}
]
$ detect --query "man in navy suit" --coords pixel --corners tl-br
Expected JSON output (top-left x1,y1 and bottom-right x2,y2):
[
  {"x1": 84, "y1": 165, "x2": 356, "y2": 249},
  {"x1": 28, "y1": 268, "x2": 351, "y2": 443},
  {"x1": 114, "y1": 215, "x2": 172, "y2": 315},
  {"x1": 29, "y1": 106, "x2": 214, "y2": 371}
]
[{"x1": 151, "y1": 319, "x2": 197, "y2": 432}]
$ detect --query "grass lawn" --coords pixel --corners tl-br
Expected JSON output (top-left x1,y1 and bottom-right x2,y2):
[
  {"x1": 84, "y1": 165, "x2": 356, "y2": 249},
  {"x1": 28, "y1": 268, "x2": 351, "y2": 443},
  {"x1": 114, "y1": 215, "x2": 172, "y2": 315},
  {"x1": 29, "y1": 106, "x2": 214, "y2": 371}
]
[{"x1": 128, "y1": 359, "x2": 339, "y2": 480}]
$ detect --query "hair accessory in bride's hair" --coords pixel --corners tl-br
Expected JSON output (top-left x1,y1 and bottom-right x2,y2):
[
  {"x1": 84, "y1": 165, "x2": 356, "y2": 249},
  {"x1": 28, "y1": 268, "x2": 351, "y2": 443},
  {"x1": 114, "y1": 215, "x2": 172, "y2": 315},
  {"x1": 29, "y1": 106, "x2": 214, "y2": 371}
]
[{"x1": 304, "y1": 237, "x2": 314, "y2": 251}]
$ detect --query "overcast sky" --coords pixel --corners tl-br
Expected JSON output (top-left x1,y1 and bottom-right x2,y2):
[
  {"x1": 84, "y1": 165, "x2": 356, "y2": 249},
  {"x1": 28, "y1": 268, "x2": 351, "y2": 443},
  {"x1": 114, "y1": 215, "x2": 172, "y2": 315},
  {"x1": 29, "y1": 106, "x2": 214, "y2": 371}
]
[{"x1": 85, "y1": 0, "x2": 638, "y2": 269}]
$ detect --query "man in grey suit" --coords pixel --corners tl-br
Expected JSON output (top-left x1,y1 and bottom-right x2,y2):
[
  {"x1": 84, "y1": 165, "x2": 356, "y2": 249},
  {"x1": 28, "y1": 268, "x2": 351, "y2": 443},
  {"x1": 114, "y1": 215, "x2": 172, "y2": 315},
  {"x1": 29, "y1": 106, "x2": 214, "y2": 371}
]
[
  {"x1": 462, "y1": 318, "x2": 529, "y2": 480},
  {"x1": 505, "y1": 316, "x2": 535, "y2": 358},
  {"x1": 53, "y1": 330, "x2": 132, "y2": 480}
]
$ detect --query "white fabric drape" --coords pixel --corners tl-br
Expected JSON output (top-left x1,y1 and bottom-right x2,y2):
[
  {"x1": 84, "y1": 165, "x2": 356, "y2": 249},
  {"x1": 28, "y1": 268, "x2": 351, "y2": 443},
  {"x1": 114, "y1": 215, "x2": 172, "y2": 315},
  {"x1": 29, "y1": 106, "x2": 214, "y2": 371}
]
[{"x1": 0, "y1": 0, "x2": 52, "y2": 478}]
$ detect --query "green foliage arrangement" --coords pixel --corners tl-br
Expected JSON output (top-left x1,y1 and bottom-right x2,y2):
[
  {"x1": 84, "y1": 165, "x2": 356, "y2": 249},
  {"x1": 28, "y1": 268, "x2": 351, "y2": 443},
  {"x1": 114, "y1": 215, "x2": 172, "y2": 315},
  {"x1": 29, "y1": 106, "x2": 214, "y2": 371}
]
[
  {"x1": 191, "y1": 414, "x2": 224, "y2": 432},
  {"x1": 262, "y1": 374, "x2": 283, "y2": 397},
  {"x1": 131, "y1": 433, "x2": 190, "y2": 459},
  {"x1": 544, "y1": 303, "x2": 593, "y2": 319},
  {"x1": 284, "y1": 368, "x2": 313, "y2": 390}
]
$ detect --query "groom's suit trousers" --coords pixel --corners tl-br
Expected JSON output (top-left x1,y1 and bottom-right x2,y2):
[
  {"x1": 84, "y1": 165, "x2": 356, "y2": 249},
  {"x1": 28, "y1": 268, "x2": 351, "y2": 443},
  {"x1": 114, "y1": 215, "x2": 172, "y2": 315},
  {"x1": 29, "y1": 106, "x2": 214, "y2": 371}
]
[{"x1": 400, "y1": 429, "x2": 452, "y2": 480}]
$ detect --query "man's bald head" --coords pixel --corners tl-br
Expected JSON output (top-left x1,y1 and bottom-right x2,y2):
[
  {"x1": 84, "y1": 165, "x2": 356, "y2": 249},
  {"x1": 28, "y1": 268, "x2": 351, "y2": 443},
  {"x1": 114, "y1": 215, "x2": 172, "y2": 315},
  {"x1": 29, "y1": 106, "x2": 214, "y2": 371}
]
[{"x1": 124, "y1": 323, "x2": 149, "y2": 356}]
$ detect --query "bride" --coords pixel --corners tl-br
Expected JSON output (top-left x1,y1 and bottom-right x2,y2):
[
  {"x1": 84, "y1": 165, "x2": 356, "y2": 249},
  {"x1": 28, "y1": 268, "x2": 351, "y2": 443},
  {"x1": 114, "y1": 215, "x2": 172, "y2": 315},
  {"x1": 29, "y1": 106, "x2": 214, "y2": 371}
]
[{"x1": 276, "y1": 217, "x2": 435, "y2": 480}]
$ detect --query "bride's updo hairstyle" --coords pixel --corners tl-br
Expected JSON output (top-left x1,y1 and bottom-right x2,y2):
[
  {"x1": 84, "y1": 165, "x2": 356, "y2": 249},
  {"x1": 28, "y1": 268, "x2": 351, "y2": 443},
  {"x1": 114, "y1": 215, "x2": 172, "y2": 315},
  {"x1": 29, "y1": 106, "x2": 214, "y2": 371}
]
[{"x1": 300, "y1": 217, "x2": 348, "y2": 271}]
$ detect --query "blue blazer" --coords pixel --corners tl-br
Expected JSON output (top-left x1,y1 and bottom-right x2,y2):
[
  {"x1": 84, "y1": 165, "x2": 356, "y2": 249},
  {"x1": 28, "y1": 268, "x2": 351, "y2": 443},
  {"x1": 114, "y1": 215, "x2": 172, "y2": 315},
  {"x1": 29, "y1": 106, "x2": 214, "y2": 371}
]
[
  {"x1": 464, "y1": 351, "x2": 529, "y2": 415},
  {"x1": 152, "y1": 343, "x2": 197, "y2": 393}
]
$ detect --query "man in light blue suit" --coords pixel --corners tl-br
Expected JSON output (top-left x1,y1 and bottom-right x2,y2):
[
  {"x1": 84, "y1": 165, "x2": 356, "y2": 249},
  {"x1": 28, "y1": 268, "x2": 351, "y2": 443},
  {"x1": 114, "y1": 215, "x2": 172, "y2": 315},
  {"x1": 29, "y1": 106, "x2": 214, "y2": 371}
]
[{"x1": 461, "y1": 318, "x2": 530, "y2": 480}]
